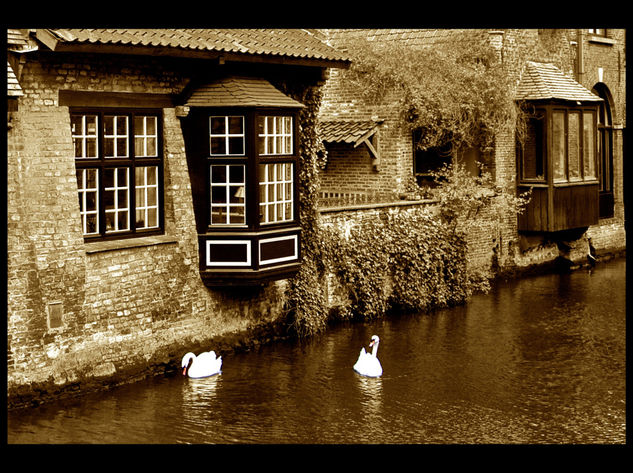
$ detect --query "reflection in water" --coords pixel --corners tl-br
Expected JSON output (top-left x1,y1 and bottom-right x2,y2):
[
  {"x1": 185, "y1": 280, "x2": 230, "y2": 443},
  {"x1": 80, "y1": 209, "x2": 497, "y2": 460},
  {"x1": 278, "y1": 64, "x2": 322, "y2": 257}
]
[
  {"x1": 7, "y1": 258, "x2": 626, "y2": 444},
  {"x1": 355, "y1": 376, "x2": 383, "y2": 442}
]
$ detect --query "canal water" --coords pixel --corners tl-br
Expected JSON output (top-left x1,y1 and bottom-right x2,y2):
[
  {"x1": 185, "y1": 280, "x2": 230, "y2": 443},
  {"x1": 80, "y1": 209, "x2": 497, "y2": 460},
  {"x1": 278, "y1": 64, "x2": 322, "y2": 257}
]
[{"x1": 7, "y1": 258, "x2": 626, "y2": 444}]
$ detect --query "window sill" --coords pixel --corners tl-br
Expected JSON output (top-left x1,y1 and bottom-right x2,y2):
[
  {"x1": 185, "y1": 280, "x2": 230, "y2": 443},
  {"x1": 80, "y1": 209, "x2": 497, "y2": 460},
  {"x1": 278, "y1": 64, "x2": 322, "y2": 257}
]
[
  {"x1": 588, "y1": 36, "x2": 616, "y2": 46},
  {"x1": 85, "y1": 234, "x2": 179, "y2": 254}
]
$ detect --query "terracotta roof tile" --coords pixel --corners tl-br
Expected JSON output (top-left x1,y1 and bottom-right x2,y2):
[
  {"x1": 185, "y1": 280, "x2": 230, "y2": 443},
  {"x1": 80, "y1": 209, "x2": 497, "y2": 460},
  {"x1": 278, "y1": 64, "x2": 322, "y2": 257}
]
[
  {"x1": 185, "y1": 76, "x2": 304, "y2": 108},
  {"x1": 44, "y1": 29, "x2": 350, "y2": 63},
  {"x1": 516, "y1": 61, "x2": 602, "y2": 103}
]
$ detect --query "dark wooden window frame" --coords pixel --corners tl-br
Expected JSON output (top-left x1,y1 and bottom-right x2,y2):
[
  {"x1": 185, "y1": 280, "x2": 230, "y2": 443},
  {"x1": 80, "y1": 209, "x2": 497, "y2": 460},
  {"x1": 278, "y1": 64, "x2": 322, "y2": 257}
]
[
  {"x1": 195, "y1": 106, "x2": 302, "y2": 285},
  {"x1": 71, "y1": 107, "x2": 165, "y2": 241},
  {"x1": 518, "y1": 103, "x2": 599, "y2": 188},
  {"x1": 593, "y1": 85, "x2": 615, "y2": 219},
  {"x1": 517, "y1": 101, "x2": 601, "y2": 233}
]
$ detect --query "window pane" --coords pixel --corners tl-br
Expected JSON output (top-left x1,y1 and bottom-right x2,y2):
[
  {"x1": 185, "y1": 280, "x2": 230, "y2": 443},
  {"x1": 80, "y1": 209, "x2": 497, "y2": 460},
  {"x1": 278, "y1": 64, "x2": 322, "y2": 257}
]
[
  {"x1": 583, "y1": 112, "x2": 596, "y2": 179},
  {"x1": 210, "y1": 117, "x2": 225, "y2": 134},
  {"x1": 568, "y1": 112, "x2": 580, "y2": 180},
  {"x1": 520, "y1": 115, "x2": 544, "y2": 180},
  {"x1": 71, "y1": 114, "x2": 98, "y2": 159},
  {"x1": 229, "y1": 165, "x2": 244, "y2": 183},
  {"x1": 229, "y1": 207, "x2": 245, "y2": 224},
  {"x1": 211, "y1": 206, "x2": 226, "y2": 224},
  {"x1": 258, "y1": 163, "x2": 294, "y2": 224},
  {"x1": 147, "y1": 138, "x2": 157, "y2": 156},
  {"x1": 210, "y1": 164, "x2": 246, "y2": 225},
  {"x1": 552, "y1": 111, "x2": 566, "y2": 182},
  {"x1": 230, "y1": 186, "x2": 244, "y2": 203},
  {"x1": 211, "y1": 165, "x2": 227, "y2": 183},
  {"x1": 228, "y1": 136, "x2": 244, "y2": 155},
  {"x1": 135, "y1": 137, "x2": 144, "y2": 157},
  {"x1": 258, "y1": 116, "x2": 293, "y2": 155},
  {"x1": 228, "y1": 116, "x2": 243, "y2": 134},
  {"x1": 210, "y1": 116, "x2": 244, "y2": 156},
  {"x1": 212, "y1": 186, "x2": 227, "y2": 204},
  {"x1": 103, "y1": 168, "x2": 115, "y2": 188}
]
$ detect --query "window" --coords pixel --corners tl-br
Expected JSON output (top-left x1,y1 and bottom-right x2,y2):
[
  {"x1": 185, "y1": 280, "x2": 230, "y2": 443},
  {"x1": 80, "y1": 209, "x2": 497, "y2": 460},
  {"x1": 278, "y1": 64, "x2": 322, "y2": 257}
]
[
  {"x1": 588, "y1": 29, "x2": 607, "y2": 37},
  {"x1": 259, "y1": 162, "x2": 293, "y2": 224},
  {"x1": 71, "y1": 109, "x2": 163, "y2": 239},
  {"x1": 208, "y1": 113, "x2": 296, "y2": 229},
  {"x1": 210, "y1": 116, "x2": 244, "y2": 155},
  {"x1": 210, "y1": 164, "x2": 246, "y2": 225},
  {"x1": 181, "y1": 76, "x2": 304, "y2": 285},
  {"x1": 592, "y1": 84, "x2": 614, "y2": 218},
  {"x1": 551, "y1": 108, "x2": 597, "y2": 184},
  {"x1": 258, "y1": 116, "x2": 293, "y2": 155},
  {"x1": 518, "y1": 111, "x2": 545, "y2": 181}
]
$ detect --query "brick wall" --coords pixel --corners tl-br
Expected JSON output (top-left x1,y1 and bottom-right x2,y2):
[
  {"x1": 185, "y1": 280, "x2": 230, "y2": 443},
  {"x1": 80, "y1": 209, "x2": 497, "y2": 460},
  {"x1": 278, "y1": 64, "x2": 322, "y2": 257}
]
[
  {"x1": 6, "y1": 52, "x2": 310, "y2": 406},
  {"x1": 319, "y1": 68, "x2": 412, "y2": 196}
]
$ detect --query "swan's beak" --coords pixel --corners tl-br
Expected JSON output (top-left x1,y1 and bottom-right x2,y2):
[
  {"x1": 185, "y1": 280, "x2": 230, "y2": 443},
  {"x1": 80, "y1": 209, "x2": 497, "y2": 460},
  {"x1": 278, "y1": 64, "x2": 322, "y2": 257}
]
[
  {"x1": 182, "y1": 366, "x2": 187, "y2": 376},
  {"x1": 369, "y1": 340, "x2": 375, "y2": 347}
]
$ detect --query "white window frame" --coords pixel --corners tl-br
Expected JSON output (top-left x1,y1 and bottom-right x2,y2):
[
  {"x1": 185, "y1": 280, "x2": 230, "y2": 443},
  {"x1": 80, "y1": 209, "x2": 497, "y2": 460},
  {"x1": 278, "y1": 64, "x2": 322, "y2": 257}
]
[
  {"x1": 209, "y1": 115, "x2": 245, "y2": 156},
  {"x1": 258, "y1": 116, "x2": 293, "y2": 155},
  {"x1": 259, "y1": 162, "x2": 294, "y2": 224},
  {"x1": 210, "y1": 164, "x2": 247, "y2": 226},
  {"x1": 104, "y1": 115, "x2": 129, "y2": 158}
]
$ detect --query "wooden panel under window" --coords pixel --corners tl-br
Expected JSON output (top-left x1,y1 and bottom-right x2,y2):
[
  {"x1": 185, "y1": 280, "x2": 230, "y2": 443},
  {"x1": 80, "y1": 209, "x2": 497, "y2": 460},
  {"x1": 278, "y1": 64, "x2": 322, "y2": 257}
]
[
  {"x1": 518, "y1": 186, "x2": 548, "y2": 232},
  {"x1": 259, "y1": 234, "x2": 298, "y2": 265},
  {"x1": 551, "y1": 184, "x2": 599, "y2": 231}
]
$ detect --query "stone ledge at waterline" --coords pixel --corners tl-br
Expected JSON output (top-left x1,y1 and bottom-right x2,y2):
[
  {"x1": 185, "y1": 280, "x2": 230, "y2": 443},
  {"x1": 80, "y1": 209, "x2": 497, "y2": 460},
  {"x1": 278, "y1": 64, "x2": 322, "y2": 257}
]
[{"x1": 7, "y1": 321, "x2": 288, "y2": 411}]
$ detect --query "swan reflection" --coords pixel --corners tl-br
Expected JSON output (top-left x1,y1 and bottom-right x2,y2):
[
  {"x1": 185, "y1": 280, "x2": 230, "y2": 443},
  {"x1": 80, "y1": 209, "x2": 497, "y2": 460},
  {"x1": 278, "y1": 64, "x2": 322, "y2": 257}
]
[
  {"x1": 182, "y1": 375, "x2": 220, "y2": 407},
  {"x1": 357, "y1": 375, "x2": 383, "y2": 413}
]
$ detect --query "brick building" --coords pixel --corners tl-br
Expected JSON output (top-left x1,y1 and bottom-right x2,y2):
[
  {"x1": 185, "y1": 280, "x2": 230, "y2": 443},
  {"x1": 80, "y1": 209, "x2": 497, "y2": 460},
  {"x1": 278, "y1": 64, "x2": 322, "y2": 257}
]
[
  {"x1": 6, "y1": 29, "x2": 349, "y2": 407},
  {"x1": 317, "y1": 29, "x2": 626, "y2": 272}
]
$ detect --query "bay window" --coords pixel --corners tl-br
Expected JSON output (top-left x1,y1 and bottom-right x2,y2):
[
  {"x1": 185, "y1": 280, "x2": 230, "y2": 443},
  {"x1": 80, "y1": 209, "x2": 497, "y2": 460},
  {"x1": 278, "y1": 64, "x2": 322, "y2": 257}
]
[
  {"x1": 517, "y1": 103, "x2": 600, "y2": 233},
  {"x1": 181, "y1": 76, "x2": 305, "y2": 286},
  {"x1": 71, "y1": 108, "x2": 163, "y2": 240}
]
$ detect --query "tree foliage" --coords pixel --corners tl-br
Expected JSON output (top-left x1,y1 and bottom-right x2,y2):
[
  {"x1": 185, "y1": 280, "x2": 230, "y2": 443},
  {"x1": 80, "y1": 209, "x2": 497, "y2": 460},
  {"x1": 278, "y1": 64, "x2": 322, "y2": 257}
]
[
  {"x1": 339, "y1": 32, "x2": 519, "y2": 153},
  {"x1": 429, "y1": 162, "x2": 531, "y2": 234}
]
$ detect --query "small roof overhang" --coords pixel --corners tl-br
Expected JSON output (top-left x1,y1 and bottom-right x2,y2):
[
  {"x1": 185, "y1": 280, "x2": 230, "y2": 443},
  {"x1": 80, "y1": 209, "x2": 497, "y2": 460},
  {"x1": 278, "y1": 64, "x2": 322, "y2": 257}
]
[
  {"x1": 184, "y1": 76, "x2": 305, "y2": 108},
  {"x1": 319, "y1": 119, "x2": 384, "y2": 170},
  {"x1": 319, "y1": 119, "x2": 383, "y2": 147},
  {"x1": 516, "y1": 61, "x2": 603, "y2": 103}
]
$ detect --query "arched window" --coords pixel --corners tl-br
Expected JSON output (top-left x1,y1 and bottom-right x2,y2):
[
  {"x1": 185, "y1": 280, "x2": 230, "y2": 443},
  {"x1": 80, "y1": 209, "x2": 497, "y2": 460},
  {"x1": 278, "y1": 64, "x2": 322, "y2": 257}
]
[{"x1": 592, "y1": 84, "x2": 614, "y2": 218}]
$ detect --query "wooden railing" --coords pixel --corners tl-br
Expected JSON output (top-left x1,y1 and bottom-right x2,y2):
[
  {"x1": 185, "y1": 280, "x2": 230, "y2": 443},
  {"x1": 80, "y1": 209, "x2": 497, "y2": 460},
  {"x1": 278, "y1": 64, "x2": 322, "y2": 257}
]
[{"x1": 318, "y1": 189, "x2": 378, "y2": 208}]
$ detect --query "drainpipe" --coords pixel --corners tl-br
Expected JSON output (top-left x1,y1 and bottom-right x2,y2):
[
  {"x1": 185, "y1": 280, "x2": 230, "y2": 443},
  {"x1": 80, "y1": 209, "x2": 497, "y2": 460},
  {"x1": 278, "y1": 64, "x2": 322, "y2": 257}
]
[{"x1": 576, "y1": 29, "x2": 585, "y2": 84}]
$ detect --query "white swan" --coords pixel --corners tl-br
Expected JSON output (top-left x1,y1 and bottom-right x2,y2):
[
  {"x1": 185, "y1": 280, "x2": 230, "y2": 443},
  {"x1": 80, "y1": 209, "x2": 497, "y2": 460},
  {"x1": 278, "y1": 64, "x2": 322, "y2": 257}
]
[
  {"x1": 181, "y1": 350, "x2": 222, "y2": 378},
  {"x1": 353, "y1": 335, "x2": 383, "y2": 377}
]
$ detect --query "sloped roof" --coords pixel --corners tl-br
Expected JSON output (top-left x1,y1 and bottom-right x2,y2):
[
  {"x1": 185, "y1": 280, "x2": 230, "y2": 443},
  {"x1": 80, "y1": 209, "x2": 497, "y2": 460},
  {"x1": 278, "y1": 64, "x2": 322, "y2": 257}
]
[
  {"x1": 319, "y1": 120, "x2": 381, "y2": 145},
  {"x1": 7, "y1": 61, "x2": 23, "y2": 97},
  {"x1": 185, "y1": 76, "x2": 304, "y2": 108},
  {"x1": 323, "y1": 28, "x2": 488, "y2": 49},
  {"x1": 7, "y1": 29, "x2": 30, "y2": 50},
  {"x1": 35, "y1": 29, "x2": 350, "y2": 66},
  {"x1": 516, "y1": 61, "x2": 602, "y2": 103}
]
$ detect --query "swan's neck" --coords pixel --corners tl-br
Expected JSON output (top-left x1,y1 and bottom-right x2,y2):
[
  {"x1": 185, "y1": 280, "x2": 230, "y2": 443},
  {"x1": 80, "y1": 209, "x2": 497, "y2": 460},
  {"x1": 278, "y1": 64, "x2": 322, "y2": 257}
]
[{"x1": 371, "y1": 341, "x2": 379, "y2": 357}]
